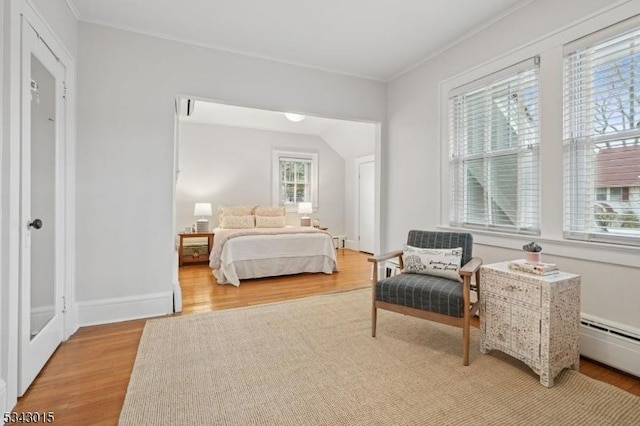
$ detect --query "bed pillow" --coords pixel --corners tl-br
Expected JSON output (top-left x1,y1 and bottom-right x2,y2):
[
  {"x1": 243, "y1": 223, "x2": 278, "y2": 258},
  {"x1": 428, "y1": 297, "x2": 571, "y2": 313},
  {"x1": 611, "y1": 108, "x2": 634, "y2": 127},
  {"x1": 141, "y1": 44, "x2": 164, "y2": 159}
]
[
  {"x1": 254, "y1": 206, "x2": 286, "y2": 217},
  {"x1": 255, "y1": 215, "x2": 286, "y2": 228},
  {"x1": 220, "y1": 215, "x2": 255, "y2": 229},
  {"x1": 218, "y1": 205, "x2": 257, "y2": 225},
  {"x1": 402, "y1": 245, "x2": 463, "y2": 282}
]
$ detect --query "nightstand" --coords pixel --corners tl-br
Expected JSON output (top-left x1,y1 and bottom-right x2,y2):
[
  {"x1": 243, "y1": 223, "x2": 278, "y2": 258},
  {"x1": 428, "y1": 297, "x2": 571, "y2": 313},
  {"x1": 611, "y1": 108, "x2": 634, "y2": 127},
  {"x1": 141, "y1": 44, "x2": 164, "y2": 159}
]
[
  {"x1": 178, "y1": 232, "x2": 214, "y2": 267},
  {"x1": 480, "y1": 261, "x2": 581, "y2": 387}
]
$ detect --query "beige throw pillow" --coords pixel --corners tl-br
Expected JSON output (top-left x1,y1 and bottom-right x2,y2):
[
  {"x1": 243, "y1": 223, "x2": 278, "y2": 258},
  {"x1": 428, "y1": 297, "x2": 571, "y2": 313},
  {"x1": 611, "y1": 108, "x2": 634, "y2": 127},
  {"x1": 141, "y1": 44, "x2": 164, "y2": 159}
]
[
  {"x1": 254, "y1": 206, "x2": 286, "y2": 217},
  {"x1": 255, "y1": 215, "x2": 286, "y2": 228},
  {"x1": 402, "y1": 245, "x2": 463, "y2": 282},
  {"x1": 220, "y1": 215, "x2": 255, "y2": 229},
  {"x1": 218, "y1": 205, "x2": 257, "y2": 225}
]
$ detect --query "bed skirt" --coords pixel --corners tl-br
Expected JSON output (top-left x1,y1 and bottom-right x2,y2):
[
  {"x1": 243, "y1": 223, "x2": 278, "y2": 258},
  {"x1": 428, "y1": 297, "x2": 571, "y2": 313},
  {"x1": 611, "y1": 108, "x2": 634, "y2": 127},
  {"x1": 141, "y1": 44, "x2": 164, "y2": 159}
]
[{"x1": 214, "y1": 255, "x2": 336, "y2": 286}]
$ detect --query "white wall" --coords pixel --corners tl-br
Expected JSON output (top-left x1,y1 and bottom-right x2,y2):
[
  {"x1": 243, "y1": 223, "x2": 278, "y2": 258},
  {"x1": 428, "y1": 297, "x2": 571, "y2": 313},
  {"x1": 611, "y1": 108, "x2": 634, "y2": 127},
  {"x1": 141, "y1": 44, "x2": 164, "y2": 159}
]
[
  {"x1": 76, "y1": 22, "x2": 385, "y2": 319},
  {"x1": 176, "y1": 122, "x2": 346, "y2": 233},
  {"x1": 386, "y1": 0, "x2": 640, "y2": 330}
]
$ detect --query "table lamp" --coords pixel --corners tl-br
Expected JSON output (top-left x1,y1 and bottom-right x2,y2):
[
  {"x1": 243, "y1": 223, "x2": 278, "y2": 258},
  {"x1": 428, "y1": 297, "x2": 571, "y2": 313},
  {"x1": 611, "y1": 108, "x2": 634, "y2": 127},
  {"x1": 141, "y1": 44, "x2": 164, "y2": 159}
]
[
  {"x1": 298, "y1": 202, "x2": 312, "y2": 226},
  {"x1": 194, "y1": 202, "x2": 212, "y2": 233}
]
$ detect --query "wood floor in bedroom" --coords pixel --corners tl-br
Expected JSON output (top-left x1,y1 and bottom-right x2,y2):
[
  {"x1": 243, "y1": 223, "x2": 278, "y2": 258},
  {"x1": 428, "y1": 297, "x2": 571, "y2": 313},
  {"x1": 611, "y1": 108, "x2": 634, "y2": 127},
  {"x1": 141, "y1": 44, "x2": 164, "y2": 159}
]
[
  {"x1": 12, "y1": 249, "x2": 640, "y2": 425},
  {"x1": 178, "y1": 248, "x2": 371, "y2": 313}
]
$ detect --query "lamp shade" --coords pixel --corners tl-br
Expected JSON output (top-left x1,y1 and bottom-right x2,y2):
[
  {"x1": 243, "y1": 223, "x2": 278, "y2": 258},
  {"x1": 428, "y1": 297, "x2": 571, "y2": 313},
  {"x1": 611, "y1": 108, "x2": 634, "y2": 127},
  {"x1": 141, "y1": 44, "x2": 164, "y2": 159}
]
[
  {"x1": 298, "y1": 202, "x2": 313, "y2": 215},
  {"x1": 194, "y1": 202, "x2": 212, "y2": 217}
]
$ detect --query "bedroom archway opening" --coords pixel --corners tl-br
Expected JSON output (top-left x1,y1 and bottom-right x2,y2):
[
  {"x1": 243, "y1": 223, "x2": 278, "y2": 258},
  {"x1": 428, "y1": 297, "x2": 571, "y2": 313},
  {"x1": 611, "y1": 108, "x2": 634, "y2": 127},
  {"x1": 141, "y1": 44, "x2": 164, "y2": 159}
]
[{"x1": 170, "y1": 97, "x2": 381, "y2": 311}]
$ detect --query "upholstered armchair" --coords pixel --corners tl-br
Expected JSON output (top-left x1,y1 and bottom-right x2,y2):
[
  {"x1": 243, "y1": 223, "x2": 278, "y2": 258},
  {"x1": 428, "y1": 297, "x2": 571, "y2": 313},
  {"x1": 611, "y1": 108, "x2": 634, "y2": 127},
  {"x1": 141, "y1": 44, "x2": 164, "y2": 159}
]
[{"x1": 368, "y1": 230, "x2": 482, "y2": 365}]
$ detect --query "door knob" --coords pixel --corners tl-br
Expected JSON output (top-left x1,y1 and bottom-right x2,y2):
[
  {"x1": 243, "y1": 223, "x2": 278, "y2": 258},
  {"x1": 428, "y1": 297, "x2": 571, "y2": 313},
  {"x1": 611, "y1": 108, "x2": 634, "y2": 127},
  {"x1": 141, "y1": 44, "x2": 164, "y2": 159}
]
[{"x1": 28, "y1": 218, "x2": 43, "y2": 229}]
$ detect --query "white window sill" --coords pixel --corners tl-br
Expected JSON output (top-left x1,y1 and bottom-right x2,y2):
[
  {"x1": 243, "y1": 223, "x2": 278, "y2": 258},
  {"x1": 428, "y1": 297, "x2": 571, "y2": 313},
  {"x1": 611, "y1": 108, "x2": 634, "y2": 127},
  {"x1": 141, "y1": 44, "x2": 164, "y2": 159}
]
[{"x1": 438, "y1": 225, "x2": 640, "y2": 268}]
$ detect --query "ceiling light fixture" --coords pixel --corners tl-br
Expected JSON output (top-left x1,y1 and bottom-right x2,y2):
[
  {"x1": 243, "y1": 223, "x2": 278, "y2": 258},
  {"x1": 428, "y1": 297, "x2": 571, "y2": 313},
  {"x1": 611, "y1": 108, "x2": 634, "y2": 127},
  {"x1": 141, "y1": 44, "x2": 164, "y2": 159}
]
[{"x1": 284, "y1": 112, "x2": 306, "y2": 122}]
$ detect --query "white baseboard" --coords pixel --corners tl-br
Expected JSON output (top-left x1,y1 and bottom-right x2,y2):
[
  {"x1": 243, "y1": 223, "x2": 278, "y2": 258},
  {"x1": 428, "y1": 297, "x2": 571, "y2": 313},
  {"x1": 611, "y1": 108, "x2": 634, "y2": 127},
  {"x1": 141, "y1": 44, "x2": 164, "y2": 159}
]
[
  {"x1": 77, "y1": 292, "x2": 174, "y2": 327},
  {"x1": 580, "y1": 325, "x2": 640, "y2": 378}
]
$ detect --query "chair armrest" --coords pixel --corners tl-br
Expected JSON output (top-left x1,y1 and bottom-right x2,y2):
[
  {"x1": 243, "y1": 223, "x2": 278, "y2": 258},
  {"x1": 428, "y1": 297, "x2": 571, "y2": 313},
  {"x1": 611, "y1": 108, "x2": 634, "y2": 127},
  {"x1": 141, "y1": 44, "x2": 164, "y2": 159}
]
[
  {"x1": 459, "y1": 257, "x2": 482, "y2": 277},
  {"x1": 367, "y1": 250, "x2": 403, "y2": 265},
  {"x1": 368, "y1": 250, "x2": 403, "y2": 284}
]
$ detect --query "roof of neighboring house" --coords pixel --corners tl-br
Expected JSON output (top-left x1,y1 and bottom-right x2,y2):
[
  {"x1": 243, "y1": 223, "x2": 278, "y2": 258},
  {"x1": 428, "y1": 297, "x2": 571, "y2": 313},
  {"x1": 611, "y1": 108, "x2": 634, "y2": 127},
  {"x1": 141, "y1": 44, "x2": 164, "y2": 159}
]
[{"x1": 596, "y1": 144, "x2": 640, "y2": 187}]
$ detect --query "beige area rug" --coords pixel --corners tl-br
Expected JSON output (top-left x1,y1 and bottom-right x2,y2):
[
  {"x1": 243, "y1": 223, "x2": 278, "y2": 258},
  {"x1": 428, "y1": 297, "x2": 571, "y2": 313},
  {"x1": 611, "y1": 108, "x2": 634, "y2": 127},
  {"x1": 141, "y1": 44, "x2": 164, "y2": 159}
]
[{"x1": 119, "y1": 288, "x2": 640, "y2": 426}]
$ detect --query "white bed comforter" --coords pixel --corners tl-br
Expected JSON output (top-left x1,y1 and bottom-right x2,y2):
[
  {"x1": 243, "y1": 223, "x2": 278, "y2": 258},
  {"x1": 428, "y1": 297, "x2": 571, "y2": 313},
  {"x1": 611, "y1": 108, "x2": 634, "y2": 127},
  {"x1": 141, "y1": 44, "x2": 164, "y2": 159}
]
[{"x1": 209, "y1": 227, "x2": 337, "y2": 286}]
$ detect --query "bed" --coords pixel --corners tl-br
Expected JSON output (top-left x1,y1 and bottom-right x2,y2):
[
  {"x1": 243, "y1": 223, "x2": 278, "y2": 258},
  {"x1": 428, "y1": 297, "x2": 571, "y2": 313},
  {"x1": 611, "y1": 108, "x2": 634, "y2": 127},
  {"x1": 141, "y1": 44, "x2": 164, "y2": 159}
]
[{"x1": 208, "y1": 206, "x2": 338, "y2": 286}]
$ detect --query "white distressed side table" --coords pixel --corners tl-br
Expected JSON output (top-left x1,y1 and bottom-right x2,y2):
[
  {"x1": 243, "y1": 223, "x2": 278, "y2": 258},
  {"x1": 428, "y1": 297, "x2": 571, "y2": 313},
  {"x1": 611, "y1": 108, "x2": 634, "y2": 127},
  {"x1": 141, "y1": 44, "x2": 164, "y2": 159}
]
[{"x1": 479, "y1": 261, "x2": 581, "y2": 387}]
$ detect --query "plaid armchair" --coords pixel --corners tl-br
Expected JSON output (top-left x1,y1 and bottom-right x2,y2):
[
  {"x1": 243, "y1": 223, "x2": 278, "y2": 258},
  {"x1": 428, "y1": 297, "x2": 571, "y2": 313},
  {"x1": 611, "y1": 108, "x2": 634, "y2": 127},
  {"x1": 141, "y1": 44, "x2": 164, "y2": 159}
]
[{"x1": 368, "y1": 230, "x2": 482, "y2": 365}]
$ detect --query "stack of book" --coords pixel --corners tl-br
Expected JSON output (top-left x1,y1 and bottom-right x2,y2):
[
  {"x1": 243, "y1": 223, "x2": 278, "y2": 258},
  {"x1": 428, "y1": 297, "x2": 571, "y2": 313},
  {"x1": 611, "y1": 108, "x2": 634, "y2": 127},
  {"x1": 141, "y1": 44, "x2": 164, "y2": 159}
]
[{"x1": 508, "y1": 259, "x2": 559, "y2": 276}]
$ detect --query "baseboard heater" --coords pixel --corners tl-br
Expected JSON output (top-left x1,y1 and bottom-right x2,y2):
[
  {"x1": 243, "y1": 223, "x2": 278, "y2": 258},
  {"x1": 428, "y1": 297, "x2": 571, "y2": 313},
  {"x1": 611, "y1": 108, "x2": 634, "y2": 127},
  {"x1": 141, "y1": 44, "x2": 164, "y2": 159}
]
[{"x1": 580, "y1": 314, "x2": 640, "y2": 378}]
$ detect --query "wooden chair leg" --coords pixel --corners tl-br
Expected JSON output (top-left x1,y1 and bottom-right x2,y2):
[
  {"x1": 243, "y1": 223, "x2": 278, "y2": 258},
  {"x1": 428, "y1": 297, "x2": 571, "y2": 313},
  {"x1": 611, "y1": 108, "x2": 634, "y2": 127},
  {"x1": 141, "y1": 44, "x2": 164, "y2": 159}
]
[
  {"x1": 463, "y1": 313, "x2": 470, "y2": 366},
  {"x1": 372, "y1": 305, "x2": 377, "y2": 337},
  {"x1": 371, "y1": 262, "x2": 378, "y2": 338}
]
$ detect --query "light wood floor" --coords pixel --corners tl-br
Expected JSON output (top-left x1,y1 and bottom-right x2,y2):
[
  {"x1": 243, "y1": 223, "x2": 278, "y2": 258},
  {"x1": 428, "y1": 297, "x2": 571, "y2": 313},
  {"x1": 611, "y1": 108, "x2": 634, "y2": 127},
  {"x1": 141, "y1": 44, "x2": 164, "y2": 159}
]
[{"x1": 13, "y1": 249, "x2": 640, "y2": 425}]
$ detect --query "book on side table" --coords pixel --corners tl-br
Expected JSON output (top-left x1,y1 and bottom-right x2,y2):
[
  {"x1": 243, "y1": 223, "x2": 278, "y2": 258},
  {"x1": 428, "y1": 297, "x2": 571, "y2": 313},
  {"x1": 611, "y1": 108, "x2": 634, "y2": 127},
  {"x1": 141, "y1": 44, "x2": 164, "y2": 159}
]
[{"x1": 508, "y1": 259, "x2": 559, "y2": 276}]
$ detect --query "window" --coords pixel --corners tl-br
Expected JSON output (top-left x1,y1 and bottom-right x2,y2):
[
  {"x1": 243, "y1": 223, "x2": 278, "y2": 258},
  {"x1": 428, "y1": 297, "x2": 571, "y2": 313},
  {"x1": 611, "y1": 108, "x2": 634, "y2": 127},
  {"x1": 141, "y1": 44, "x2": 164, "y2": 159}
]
[
  {"x1": 609, "y1": 187, "x2": 622, "y2": 202},
  {"x1": 449, "y1": 57, "x2": 540, "y2": 234},
  {"x1": 622, "y1": 186, "x2": 630, "y2": 202},
  {"x1": 281, "y1": 158, "x2": 311, "y2": 203},
  {"x1": 272, "y1": 150, "x2": 318, "y2": 210},
  {"x1": 564, "y1": 22, "x2": 640, "y2": 244}
]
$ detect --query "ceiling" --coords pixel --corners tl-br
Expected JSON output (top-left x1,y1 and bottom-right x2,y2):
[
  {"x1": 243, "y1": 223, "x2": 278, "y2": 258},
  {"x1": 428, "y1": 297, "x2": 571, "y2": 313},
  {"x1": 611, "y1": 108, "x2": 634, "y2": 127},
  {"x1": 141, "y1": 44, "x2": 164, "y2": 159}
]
[
  {"x1": 70, "y1": 0, "x2": 529, "y2": 82},
  {"x1": 178, "y1": 100, "x2": 377, "y2": 160}
]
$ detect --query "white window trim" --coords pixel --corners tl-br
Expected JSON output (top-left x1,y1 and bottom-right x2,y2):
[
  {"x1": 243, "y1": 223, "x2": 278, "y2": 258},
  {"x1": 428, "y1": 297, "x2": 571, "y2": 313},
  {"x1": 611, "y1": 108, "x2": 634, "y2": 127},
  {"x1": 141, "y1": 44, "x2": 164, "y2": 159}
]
[
  {"x1": 272, "y1": 149, "x2": 319, "y2": 212},
  {"x1": 438, "y1": 1, "x2": 640, "y2": 268}
]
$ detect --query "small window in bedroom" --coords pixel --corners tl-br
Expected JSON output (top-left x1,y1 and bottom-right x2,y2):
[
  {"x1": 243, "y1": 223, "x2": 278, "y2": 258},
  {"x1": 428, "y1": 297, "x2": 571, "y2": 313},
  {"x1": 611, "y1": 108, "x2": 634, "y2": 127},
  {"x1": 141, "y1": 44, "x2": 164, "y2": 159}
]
[{"x1": 272, "y1": 150, "x2": 318, "y2": 211}]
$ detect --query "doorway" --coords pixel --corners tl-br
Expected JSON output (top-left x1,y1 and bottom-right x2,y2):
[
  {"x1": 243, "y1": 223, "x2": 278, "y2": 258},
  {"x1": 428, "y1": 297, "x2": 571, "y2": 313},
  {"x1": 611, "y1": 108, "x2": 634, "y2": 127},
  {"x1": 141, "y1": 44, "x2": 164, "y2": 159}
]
[
  {"x1": 356, "y1": 155, "x2": 375, "y2": 254},
  {"x1": 172, "y1": 98, "x2": 380, "y2": 300}
]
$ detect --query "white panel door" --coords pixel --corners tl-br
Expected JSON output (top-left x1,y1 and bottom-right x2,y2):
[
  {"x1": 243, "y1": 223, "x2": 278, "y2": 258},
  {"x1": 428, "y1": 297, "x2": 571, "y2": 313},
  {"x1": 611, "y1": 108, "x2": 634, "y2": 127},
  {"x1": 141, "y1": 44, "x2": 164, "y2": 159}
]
[
  {"x1": 358, "y1": 160, "x2": 375, "y2": 253},
  {"x1": 19, "y1": 19, "x2": 66, "y2": 395}
]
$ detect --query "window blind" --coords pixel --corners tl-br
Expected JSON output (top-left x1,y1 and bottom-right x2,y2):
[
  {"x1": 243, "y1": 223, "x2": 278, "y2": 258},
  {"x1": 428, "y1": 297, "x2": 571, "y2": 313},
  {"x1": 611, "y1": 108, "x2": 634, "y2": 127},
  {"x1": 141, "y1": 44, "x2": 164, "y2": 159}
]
[
  {"x1": 449, "y1": 57, "x2": 540, "y2": 234},
  {"x1": 564, "y1": 23, "x2": 640, "y2": 245}
]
